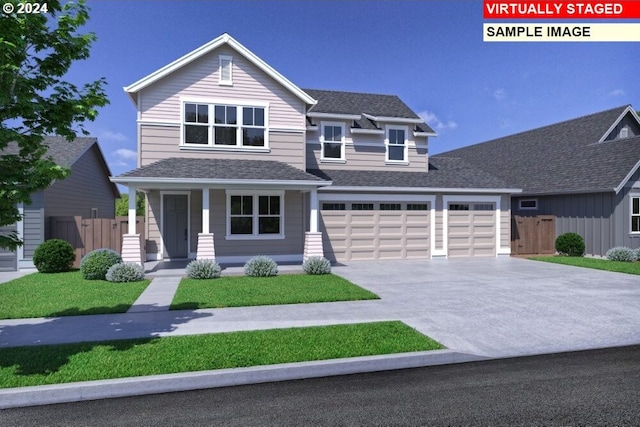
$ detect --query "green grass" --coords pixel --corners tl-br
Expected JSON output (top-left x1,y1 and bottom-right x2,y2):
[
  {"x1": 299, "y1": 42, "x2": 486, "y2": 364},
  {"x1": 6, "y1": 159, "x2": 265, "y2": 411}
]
[
  {"x1": 171, "y1": 274, "x2": 379, "y2": 310},
  {"x1": 529, "y1": 256, "x2": 640, "y2": 275},
  {"x1": 0, "y1": 321, "x2": 443, "y2": 388},
  {"x1": 0, "y1": 271, "x2": 151, "y2": 319}
]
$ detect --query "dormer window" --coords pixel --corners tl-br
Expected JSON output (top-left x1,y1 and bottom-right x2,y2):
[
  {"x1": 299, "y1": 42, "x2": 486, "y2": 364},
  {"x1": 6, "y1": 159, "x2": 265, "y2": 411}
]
[
  {"x1": 386, "y1": 125, "x2": 408, "y2": 163},
  {"x1": 321, "y1": 122, "x2": 345, "y2": 161},
  {"x1": 219, "y1": 55, "x2": 233, "y2": 85}
]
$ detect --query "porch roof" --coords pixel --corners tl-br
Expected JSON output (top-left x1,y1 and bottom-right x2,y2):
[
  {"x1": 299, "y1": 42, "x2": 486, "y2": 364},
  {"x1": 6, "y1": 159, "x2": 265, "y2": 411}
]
[{"x1": 111, "y1": 158, "x2": 331, "y2": 189}]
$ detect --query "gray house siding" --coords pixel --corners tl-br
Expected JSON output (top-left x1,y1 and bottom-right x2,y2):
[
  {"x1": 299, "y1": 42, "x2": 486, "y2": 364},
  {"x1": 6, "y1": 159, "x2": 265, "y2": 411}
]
[
  {"x1": 23, "y1": 191, "x2": 45, "y2": 259},
  {"x1": 604, "y1": 112, "x2": 640, "y2": 141},
  {"x1": 44, "y1": 145, "x2": 116, "y2": 223},
  {"x1": 0, "y1": 224, "x2": 17, "y2": 271},
  {"x1": 613, "y1": 167, "x2": 640, "y2": 250}
]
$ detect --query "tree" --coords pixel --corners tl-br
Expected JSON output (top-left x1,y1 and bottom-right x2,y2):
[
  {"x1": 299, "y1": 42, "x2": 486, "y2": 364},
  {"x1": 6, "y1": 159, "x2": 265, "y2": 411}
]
[
  {"x1": 115, "y1": 193, "x2": 145, "y2": 217},
  {"x1": 0, "y1": 0, "x2": 108, "y2": 250}
]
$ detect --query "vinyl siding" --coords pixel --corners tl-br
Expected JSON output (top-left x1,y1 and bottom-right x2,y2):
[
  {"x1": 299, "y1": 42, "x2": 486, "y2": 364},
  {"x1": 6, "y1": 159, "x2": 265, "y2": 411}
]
[
  {"x1": 44, "y1": 145, "x2": 116, "y2": 220},
  {"x1": 145, "y1": 189, "x2": 304, "y2": 260},
  {"x1": 139, "y1": 46, "x2": 306, "y2": 129},
  {"x1": 614, "y1": 168, "x2": 640, "y2": 251},
  {"x1": 23, "y1": 191, "x2": 44, "y2": 258},
  {"x1": 0, "y1": 223, "x2": 17, "y2": 271},
  {"x1": 305, "y1": 125, "x2": 428, "y2": 172},
  {"x1": 140, "y1": 125, "x2": 305, "y2": 169}
]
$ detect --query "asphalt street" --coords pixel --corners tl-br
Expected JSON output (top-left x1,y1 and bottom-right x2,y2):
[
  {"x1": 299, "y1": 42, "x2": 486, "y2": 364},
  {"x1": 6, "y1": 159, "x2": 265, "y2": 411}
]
[{"x1": 3, "y1": 345, "x2": 640, "y2": 426}]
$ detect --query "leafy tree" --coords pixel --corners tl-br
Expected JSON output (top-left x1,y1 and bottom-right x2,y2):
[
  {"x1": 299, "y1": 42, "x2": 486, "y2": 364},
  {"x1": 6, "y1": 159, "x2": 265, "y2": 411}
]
[
  {"x1": 115, "y1": 193, "x2": 145, "y2": 217},
  {"x1": 0, "y1": 0, "x2": 108, "y2": 250}
]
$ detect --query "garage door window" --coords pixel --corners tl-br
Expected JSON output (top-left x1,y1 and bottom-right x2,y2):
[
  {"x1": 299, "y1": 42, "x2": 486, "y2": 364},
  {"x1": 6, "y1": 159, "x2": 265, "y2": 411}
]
[
  {"x1": 352, "y1": 203, "x2": 374, "y2": 210},
  {"x1": 407, "y1": 203, "x2": 428, "y2": 210},
  {"x1": 380, "y1": 203, "x2": 401, "y2": 210},
  {"x1": 322, "y1": 203, "x2": 345, "y2": 211},
  {"x1": 449, "y1": 203, "x2": 470, "y2": 211},
  {"x1": 474, "y1": 204, "x2": 494, "y2": 211}
]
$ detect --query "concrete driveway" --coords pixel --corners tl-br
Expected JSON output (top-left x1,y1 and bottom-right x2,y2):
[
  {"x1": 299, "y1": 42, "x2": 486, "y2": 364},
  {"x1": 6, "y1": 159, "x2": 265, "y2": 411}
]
[{"x1": 333, "y1": 257, "x2": 640, "y2": 357}]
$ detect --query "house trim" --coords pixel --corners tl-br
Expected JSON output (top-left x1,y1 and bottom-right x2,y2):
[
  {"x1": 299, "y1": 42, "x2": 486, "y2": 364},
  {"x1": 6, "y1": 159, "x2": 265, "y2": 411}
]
[
  {"x1": 319, "y1": 186, "x2": 522, "y2": 194},
  {"x1": 615, "y1": 159, "x2": 640, "y2": 194},
  {"x1": 307, "y1": 112, "x2": 361, "y2": 120},
  {"x1": 112, "y1": 177, "x2": 331, "y2": 189},
  {"x1": 160, "y1": 191, "x2": 191, "y2": 260},
  {"x1": 124, "y1": 33, "x2": 317, "y2": 106},
  {"x1": 598, "y1": 105, "x2": 640, "y2": 143},
  {"x1": 16, "y1": 203, "x2": 24, "y2": 269}
]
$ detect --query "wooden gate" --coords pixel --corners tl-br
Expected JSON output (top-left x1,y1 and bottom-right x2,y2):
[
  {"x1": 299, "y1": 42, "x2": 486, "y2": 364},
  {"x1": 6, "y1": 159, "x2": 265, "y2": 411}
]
[
  {"x1": 511, "y1": 215, "x2": 555, "y2": 255},
  {"x1": 49, "y1": 216, "x2": 145, "y2": 267}
]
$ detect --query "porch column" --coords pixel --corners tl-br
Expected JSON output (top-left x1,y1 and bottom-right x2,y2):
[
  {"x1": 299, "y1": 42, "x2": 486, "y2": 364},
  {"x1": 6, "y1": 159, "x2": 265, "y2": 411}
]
[
  {"x1": 303, "y1": 189, "x2": 324, "y2": 261},
  {"x1": 122, "y1": 185, "x2": 142, "y2": 265},
  {"x1": 197, "y1": 187, "x2": 215, "y2": 260}
]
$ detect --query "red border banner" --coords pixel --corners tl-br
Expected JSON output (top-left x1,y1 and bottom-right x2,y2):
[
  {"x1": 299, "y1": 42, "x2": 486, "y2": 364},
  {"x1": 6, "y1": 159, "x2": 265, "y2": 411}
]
[{"x1": 484, "y1": 1, "x2": 640, "y2": 19}]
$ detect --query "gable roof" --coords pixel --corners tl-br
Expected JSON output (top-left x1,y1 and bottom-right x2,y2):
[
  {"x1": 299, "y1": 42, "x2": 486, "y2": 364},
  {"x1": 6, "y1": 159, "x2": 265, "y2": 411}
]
[
  {"x1": 124, "y1": 33, "x2": 316, "y2": 106},
  {"x1": 304, "y1": 88, "x2": 436, "y2": 135},
  {"x1": 2, "y1": 136, "x2": 119, "y2": 198},
  {"x1": 436, "y1": 105, "x2": 640, "y2": 195},
  {"x1": 309, "y1": 157, "x2": 518, "y2": 192}
]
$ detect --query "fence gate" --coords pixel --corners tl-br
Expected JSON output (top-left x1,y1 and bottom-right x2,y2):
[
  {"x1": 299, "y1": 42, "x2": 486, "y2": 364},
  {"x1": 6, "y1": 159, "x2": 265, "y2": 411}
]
[
  {"x1": 511, "y1": 215, "x2": 555, "y2": 255},
  {"x1": 49, "y1": 216, "x2": 145, "y2": 267}
]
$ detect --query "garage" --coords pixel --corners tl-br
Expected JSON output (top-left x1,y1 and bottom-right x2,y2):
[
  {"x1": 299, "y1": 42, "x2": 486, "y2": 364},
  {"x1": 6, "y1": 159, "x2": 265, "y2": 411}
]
[
  {"x1": 447, "y1": 202, "x2": 496, "y2": 257},
  {"x1": 320, "y1": 201, "x2": 430, "y2": 262},
  {"x1": 0, "y1": 224, "x2": 17, "y2": 271}
]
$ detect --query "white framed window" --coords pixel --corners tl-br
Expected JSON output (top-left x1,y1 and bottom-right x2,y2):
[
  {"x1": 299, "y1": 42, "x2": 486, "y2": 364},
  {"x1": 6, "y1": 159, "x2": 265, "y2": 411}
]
[
  {"x1": 226, "y1": 191, "x2": 284, "y2": 239},
  {"x1": 386, "y1": 125, "x2": 408, "y2": 163},
  {"x1": 320, "y1": 121, "x2": 345, "y2": 161},
  {"x1": 182, "y1": 101, "x2": 267, "y2": 149},
  {"x1": 519, "y1": 199, "x2": 538, "y2": 210},
  {"x1": 219, "y1": 55, "x2": 233, "y2": 85},
  {"x1": 631, "y1": 196, "x2": 640, "y2": 233}
]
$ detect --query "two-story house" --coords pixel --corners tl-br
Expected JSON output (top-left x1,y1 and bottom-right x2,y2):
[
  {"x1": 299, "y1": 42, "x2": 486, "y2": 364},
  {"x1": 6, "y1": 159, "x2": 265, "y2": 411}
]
[{"x1": 111, "y1": 33, "x2": 520, "y2": 265}]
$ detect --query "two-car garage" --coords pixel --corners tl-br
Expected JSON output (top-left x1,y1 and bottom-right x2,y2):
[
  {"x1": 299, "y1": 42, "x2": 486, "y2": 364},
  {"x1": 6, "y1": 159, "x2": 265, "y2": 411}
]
[{"x1": 319, "y1": 196, "x2": 500, "y2": 262}]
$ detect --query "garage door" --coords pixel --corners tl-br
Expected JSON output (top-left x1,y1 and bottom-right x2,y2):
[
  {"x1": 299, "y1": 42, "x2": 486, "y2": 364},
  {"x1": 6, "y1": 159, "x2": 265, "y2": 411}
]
[
  {"x1": 448, "y1": 203, "x2": 496, "y2": 257},
  {"x1": 321, "y1": 202, "x2": 430, "y2": 262},
  {"x1": 0, "y1": 224, "x2": 17, "y2": 271}
]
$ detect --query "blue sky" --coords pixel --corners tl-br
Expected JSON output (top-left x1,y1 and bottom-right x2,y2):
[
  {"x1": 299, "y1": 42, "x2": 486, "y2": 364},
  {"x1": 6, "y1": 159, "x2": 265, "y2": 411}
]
[{"x1": 64, "y1": 1, "x2": 639, "y2": 177}]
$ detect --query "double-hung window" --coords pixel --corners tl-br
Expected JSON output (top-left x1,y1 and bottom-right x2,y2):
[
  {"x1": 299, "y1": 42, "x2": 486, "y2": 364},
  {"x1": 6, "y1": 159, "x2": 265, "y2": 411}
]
[
  {"x1": 227, "y1": 192, "x2": 284, "y2": 239},
  {"x1": 321, "y1": 122, "x2": 344, "y2": 160},
  {"x1": 183, "y1": 101, "x2": 267, "y2": 149},
  {"x1": 386, "y1": 126, "x2": 407, "y2": 162},
  {"x1": 632, "y1": 196, "x2": 640, "y2": 233}
]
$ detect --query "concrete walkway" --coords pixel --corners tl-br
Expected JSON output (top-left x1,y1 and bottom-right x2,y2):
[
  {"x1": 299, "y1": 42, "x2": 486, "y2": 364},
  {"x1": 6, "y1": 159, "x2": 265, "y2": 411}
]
[{"x1": 1, "y1": 257, "x2": 639, "y2": 408}]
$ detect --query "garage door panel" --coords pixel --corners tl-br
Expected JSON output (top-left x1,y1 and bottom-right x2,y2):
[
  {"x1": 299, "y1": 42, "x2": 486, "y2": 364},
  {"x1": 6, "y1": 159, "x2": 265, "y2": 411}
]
[
  {"x1": 448, "y1": 203, "x2": 496, "y2": 258},
  {"x1": 321, "y1": 202, "x2": 430, "y2": 262}
]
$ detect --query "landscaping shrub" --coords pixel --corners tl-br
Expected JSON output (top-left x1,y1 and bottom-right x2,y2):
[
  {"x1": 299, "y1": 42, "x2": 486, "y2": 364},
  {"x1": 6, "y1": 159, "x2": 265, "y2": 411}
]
[
  {"x1": 32, "y1": 239, "x2": 76, "y2": 273},
  {"x1": 634, "y1": 247, "x2": 640, "y2": 262},
  {"x1": 244, "y1": 255, "x2": 278, "y2": 277},
  {"x1": 81, "y1": 248, "x2": 122, "y2": 280},
  {"x1": 555, "y1": 232, "x2": 585, "y2": 257},
  {"x1": 302, "y1": 256, "x2": 332, "y2": 275},
  {"x1": 606, "y1": 247, "x2": 636, "y2": 262},
  {"x1": 106, "y1": 262, "x2": 145, "y2": 282},
  {"x1": 185, "y1": 259, "x2": 221, "y2": 279}
]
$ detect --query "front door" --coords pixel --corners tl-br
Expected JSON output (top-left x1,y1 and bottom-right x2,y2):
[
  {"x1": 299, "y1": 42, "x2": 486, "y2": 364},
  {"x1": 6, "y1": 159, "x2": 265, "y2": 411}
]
[{"x1": 163, "y1": 195, "x2": 188, "y2": 259}]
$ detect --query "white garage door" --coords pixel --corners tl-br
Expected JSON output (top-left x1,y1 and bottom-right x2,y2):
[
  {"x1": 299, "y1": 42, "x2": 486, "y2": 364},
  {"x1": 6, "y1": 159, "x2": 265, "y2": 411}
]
[
  {"x1": 448, "y1": 203, "x2": 496, "y2": 257},
  {"x1": 321, "y1": 202, "x2": 430, "y2": 262}
]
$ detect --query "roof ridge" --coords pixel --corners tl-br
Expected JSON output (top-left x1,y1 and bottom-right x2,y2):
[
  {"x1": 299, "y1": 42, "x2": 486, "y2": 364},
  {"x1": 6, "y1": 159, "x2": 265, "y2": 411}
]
[{"x1": 303, "y1": 88, "x2": 399, "y2": 98}]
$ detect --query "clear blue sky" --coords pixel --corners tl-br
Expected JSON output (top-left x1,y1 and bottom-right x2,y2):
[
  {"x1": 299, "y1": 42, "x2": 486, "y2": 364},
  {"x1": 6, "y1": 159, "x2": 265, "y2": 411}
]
[{"x1": 65, "y1": 1, "x2": 639, "y2": 177}]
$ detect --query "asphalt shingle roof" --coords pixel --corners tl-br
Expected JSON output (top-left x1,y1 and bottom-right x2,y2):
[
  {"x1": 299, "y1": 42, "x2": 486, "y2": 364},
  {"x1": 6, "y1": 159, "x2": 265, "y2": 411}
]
[
  {"x1": 2, "y1": 136, "x2": 97, "y2": 167},
  {"x1": 436, "y1": 105, "x2": 640, "y2": 194},
  {"x1": 118, "y1": 158, "x2": 327, "y2": 182},
  {"x1": 304, "y1": 88, "x2": 436, "y2": 134},
  {"x1": 308, "y1": 157, "x2": 512, "y2": 189}
]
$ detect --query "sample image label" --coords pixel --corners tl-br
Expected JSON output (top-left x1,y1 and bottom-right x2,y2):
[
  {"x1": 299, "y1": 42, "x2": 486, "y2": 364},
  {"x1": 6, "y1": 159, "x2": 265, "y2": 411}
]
[{"x1": 483, "y1": 1, "x2": 640, "y2": 41}]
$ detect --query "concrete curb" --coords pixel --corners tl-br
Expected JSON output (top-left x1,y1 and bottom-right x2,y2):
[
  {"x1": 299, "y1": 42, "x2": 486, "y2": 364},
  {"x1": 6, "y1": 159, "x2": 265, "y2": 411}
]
[{"x1": 0, "y1": 349, "x2": 485, "y2": 409}]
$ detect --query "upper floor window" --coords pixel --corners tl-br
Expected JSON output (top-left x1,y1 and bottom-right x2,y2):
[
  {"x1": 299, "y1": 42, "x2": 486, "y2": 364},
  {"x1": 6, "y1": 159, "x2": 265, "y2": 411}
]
[
  {"x1": 321, "y1": 122, "x2": 345, "y2": 161},
  {"x1": 386, "y1": 126, "x2": 407, "y2": 163},
  {"x1": 183, "y1": 102, "x2": 267, "y2": 149},
  {"x1": 632, "y1": 196, "x2": 640, "y2": 233},
  {"x1": 219, "y1": 55, "x2": 233, "y2": 85}
]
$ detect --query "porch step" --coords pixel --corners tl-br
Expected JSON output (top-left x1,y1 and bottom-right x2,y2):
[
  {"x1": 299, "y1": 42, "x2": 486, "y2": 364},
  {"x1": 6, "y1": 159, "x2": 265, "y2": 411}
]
[{"x1": 128, "y1": 277, "x2": 182, "y2": 313}]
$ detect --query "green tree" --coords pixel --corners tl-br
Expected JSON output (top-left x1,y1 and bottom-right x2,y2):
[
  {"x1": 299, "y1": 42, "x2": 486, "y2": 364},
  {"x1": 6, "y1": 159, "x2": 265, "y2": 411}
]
[
  {"x1": 115, "y1": 193, "x2": 145, "y2": 217},
  {"x1": 0, "y1": 0, "x2": 108, "y2": 250}
]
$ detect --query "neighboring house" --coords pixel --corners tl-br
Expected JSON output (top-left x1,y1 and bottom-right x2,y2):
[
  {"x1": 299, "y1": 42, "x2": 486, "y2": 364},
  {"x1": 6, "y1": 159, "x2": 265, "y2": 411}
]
[
  {"x1": 112, "y1": 33, "x2": 520, "y2": 265},
  {"x1": 436, "y1": 106, "x2": 640, "y2": 256},
  {"x1": 0, "y1": 137, "x2": 119, "y2": 271}
]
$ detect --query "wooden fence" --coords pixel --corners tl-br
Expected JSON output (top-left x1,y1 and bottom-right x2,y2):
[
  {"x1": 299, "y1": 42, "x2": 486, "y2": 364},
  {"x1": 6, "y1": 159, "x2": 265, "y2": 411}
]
[
  {"x1": 511, "y1": 215, "x2": 555, "y2": 255},
  {"x1": 49, "y1": 216, "x2": 145, "y2": 267}
]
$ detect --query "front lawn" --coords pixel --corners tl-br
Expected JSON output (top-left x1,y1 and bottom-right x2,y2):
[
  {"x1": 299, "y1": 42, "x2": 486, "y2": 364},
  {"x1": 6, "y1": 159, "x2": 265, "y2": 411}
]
[
  {"x1": 529, "y1": 256, "x2": 640, "y2": 275},
  {"x1": 171, "y1": 274, "x2": 379, "y2": 310},
  {"x1": 0, "y1": 321, "x2": 443, "y2": 388},
  {"x1": 0, "y1": 271, "x2": 151, "y2": 319}
]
